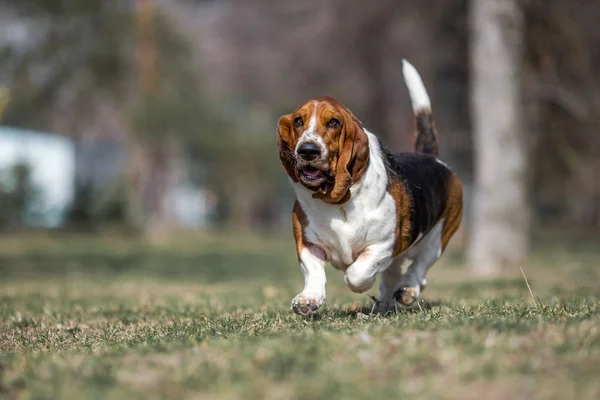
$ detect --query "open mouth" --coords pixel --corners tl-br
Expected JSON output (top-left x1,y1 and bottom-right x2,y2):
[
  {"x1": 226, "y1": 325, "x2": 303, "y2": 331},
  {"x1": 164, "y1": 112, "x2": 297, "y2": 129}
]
[{"x1": 300, "y1": 166, "x2": 326, "y2": 182}]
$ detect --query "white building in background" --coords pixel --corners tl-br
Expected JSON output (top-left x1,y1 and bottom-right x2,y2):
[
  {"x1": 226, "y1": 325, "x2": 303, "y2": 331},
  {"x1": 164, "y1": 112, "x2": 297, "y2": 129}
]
[
  {"x1": 0, "y1": 125, "x2": 214, "y2": 229},
  {"x1": 167, "y1": 168, "x2": 217, "y2": 229},
  {"x1": 0, "y1": 126, "x2": 75, "y2": 227}
]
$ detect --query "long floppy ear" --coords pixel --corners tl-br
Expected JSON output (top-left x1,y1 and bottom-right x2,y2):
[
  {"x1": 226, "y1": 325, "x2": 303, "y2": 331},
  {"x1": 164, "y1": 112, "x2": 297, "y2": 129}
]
[
  {"x1": 313, "y1": 110, "x2": 369, "y2": 204},
  {"x1": 277, "y1": 114, "x2": 298, "y2": 182}
]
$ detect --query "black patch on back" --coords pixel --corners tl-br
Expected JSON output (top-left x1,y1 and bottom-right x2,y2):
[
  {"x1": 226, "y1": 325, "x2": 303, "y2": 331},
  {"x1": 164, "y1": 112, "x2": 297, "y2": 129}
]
[{"x1": 381, "y1": 143, "x2": 452, "y2": 243}]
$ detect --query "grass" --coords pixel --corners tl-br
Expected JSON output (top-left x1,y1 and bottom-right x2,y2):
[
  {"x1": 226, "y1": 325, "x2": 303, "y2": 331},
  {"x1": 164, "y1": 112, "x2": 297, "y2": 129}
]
[{"x1": 0, "y1": 232, "x2": 599, "y2": 399}]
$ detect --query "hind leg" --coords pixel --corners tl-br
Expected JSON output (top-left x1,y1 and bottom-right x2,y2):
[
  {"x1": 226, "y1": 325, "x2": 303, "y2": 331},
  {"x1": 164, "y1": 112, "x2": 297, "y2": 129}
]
[
  {"x1": 396, "y1": 173, "x2": 463, "y2": 306},
  {"x1": 372, "y1": 257, "x2": 406, "y2": 313},
  {"x1": 395, "y1": 220, "x2": 444, "y2": 307}
]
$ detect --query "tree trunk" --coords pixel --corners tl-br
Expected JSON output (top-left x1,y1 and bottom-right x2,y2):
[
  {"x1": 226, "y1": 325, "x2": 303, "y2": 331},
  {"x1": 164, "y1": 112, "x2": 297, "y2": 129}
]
[
  {"x1": 468, "y1": 0, "x2": 530, "y2": 274},
  {"x1": 353, "y1": 5, "x2": 409, "y2": 152},
  {"x1": 144, "y1": 140, "x2": 175, "y2": 243},
  {"x1": 0, "y1": 88, "x2": 9, "y2": 120},
  {"x1": 127, "y1": 139, "x2": 175, "y2": 242},
  {"x1": 132, "y1": 0, "x2": 175, "y2": 243}
]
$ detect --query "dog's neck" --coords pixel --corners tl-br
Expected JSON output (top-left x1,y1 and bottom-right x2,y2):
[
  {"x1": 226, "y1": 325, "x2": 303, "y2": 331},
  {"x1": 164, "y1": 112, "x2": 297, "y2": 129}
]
[{"x1": 293, "y1": 129, "x2": 389, "y2": 211}]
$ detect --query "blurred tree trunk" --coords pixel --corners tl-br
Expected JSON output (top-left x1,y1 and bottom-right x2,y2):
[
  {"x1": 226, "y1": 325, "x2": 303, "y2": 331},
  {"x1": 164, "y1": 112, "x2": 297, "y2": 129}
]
[
  {"x1": 0, "y1": 88, "x2": 9, "y2": 120},
  {"x1": 355, "y1": 16, "x2": 391, "y2": 147},
  {"x1": 468, "y1": 0, "x2": 530, "y2": 274},
  {"x1": 353, "y1": 4, "x2": 409, "y2": 152},
  {"x1": 128, "y1": 139, "x2": 175, "y2": 241},
  {"x1": 133, "y1": 0, "x2": 174, "y2": 242},
  {"x1": 144, "y1": 140, "x2": 175, "y2": 242},
  {"x1": 127, "y1": 141, "x2": 147, "y2": 230}
]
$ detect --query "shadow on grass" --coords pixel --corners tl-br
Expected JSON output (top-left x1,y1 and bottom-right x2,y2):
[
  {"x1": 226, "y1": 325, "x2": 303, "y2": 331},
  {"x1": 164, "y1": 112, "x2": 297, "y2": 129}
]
[{"x1": 304, "y1": 299, "x2": 450, "y2": 320}]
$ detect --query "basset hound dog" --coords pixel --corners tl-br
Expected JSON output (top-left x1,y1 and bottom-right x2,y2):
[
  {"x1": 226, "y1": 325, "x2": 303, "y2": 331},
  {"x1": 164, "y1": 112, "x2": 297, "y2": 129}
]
[{"x1": 277, "y1": 60, "x2": 463, "y2": 315}]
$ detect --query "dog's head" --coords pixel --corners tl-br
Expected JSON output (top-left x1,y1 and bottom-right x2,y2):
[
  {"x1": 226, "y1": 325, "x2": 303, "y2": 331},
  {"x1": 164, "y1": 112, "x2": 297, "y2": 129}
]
[{"x1": 277, "y1": 97, "x2": 370, "y2": 204}]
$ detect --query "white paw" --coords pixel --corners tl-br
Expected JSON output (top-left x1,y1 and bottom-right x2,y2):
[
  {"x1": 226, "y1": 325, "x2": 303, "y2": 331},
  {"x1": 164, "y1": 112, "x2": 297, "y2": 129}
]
[{"x1": 291, "y1": 293, "x2": 325, "y2": 315}]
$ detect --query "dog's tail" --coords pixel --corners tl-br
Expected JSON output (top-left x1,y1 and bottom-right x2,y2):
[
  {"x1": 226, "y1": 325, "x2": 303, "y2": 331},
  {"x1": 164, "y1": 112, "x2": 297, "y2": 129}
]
[{"x1": 402, "y1": 60, "x2": 439, "y2": 157}]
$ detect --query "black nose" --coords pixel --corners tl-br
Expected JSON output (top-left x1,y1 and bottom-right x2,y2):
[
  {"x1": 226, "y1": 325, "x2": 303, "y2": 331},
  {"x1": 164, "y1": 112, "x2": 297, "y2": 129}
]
[{"x1": 297, "y1": 142, "x2": 321, "y2": 161}]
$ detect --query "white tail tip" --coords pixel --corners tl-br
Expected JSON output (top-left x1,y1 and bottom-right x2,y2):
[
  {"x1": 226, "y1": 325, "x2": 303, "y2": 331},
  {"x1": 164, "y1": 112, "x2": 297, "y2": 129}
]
[{"x1": 402, "y1": 59, "x2": 431, "y2": 112}]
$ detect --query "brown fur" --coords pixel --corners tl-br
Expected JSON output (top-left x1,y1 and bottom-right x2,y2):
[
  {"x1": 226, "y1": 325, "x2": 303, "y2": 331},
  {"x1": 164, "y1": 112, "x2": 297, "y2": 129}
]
[
  {"x1": 292, "y1": 201, "x2": 326, "y2": 262},
  {"x1": 276, "y1": 97, "x2": 370, "y2": 205},
  {"x1": 414, "y1": 110, "x2": 439, "y2": 157},
  {"x1": 387, "y1": 180, "x2": 414, "y2": 257},
  {"x1": 277, "y1": 114, "x2": 299, "y2": 183},
  {"x1": 440, "y1": 173, "x2": 463, "y2": 251}
]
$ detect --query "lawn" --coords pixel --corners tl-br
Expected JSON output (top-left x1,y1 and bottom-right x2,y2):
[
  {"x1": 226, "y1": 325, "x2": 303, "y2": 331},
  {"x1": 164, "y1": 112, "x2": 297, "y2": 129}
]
[{"x1": 0, "y1": 232, "x2": 599, "y2": 399}]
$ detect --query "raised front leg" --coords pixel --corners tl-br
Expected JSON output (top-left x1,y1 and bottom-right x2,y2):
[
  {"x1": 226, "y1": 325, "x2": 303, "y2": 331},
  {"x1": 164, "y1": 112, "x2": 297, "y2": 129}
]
[
  {"x1": 344, "y1": 243, "x2": 394, "y2": 294},
  {"x1": 291, "y1": 246, "x2": 327, "y2": 315}
]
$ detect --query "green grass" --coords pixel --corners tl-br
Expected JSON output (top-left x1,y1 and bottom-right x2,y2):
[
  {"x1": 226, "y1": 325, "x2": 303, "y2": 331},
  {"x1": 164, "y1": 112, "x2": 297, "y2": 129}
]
[{"x1": 1, "y1": 233, "x2": 599, "y2": 399}]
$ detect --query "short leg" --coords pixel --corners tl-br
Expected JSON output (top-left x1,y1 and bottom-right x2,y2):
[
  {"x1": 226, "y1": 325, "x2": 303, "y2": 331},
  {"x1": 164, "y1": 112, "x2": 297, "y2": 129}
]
[
  {"x1": 395, "y1": 220, "x2": 443, "y2": 306},
  {"x1": 372, "y1": 257, "x2": 405, "y2": 313},
  {"x1": 291, "y1": 246, "x2": 327, "y2": 315},
  {"x1": 344, "y1": 243, "x2": 394, "y2": 294}
]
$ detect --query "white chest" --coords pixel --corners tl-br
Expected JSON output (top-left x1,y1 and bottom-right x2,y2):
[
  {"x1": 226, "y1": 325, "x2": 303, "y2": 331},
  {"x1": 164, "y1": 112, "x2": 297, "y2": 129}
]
[
  {"x1": 293, "y1": 129, "x2": 397, "y2": 270},
  {"x1": 298, "y1": 194, "x2": 396, "y2": 269}
]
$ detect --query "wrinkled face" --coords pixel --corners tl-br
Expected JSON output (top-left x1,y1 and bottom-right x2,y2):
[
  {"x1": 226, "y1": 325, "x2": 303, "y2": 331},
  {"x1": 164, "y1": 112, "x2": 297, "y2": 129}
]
[{"x1": 277, "y1": 96, "x2": 370, "y2": 204}]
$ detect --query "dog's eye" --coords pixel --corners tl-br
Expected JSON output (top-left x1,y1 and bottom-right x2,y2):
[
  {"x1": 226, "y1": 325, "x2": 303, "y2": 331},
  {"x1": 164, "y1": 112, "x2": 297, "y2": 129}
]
[
  {"x1": 294, "y1": 117, "x2": 304, "y2": 128},
  {"x1": 328, "y1": 118, "x2": 340, "y2": 129}
]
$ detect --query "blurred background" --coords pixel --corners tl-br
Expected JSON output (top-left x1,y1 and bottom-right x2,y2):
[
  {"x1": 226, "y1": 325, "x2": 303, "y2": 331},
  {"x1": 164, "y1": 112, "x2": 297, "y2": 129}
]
[{"x1": 0, "y1": 0, "x2": 599, "y2": 272}]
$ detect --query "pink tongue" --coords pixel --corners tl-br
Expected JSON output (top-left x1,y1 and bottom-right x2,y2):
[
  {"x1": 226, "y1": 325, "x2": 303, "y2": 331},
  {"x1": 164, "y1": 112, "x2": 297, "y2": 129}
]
[{"x1": 304, "y1": 168, "x2": 320, "y2": 178}]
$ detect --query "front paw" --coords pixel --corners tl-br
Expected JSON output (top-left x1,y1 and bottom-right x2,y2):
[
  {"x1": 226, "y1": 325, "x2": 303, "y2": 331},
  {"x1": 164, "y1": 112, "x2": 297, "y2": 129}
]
[{"x1": 291, "y1": 293, "x2": 325, "y2": 315}]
